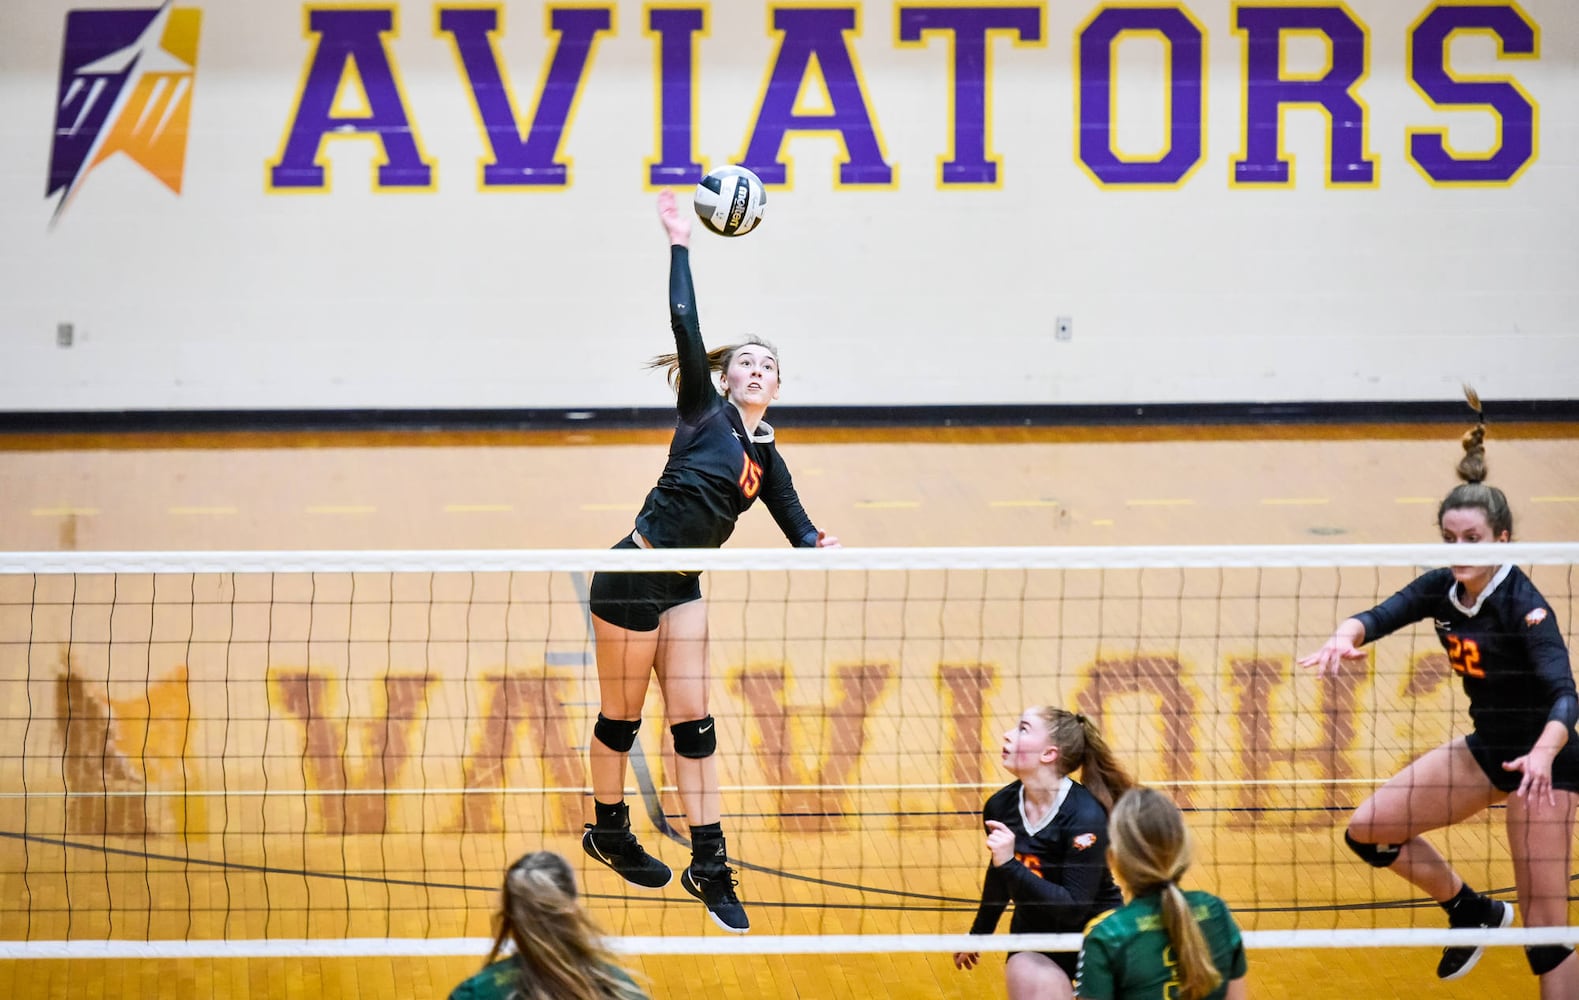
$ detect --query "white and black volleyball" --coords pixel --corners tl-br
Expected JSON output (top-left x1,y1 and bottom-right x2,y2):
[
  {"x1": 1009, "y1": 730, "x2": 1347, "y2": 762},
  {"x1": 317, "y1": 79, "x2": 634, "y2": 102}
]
[{"x1": 693, "y1": 165, "x2": 767, "y2": 237}]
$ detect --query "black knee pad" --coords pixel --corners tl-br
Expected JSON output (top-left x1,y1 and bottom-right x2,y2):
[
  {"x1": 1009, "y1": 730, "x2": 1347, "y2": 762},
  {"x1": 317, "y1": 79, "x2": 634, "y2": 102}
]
[
  {"x1": 1344, "y1": 830, "x2": 1400, "y2": 868},
  {"x1": 1527, "y1": 945, "x2": 1573, "y2": 976},
  {"x1": 671, "y1": 716, "x2": 717, "y2": 759},
  {"x1": 594, "y1": 714, "x2": 641, "y2": 753}
]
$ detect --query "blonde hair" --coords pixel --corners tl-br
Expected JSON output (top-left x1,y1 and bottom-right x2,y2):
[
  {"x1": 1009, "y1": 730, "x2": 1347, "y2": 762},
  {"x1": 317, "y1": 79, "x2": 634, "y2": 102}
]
[
  {"x1": 1033, "y1": 706, "x2": 1135, "y2": 813},
  {"x1": 649, "y1": 335, "x2": 781, "y2": 393},
  {"x1": 1108, "y1": 788, "x2": 1223, "y2": 1000},
  {"x1": 1437, "y1": 385, "x2": 1513, "y2": 538},
  {"x1": 483, "y1": 851, "x2": 644, "y2": 1000}
]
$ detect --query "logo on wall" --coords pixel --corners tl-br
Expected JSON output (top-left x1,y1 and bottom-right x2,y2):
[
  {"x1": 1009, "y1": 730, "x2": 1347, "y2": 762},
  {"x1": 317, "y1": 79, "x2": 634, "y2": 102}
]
[{"x1": 47, "y1": 2, "x2": 202, "y2": 221}]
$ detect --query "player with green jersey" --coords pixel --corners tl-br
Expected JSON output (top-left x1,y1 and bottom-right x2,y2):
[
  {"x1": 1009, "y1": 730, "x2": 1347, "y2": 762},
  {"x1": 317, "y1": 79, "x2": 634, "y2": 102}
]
[{"x1": 1075, "y1": 788, "x2": 1247, "y2": 1000}]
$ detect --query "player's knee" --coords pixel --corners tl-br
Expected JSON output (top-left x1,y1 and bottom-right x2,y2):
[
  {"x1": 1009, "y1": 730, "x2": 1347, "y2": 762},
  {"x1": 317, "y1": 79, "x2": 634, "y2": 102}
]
[
  {"x1": 1343, "y1": 830, "x2": 1400, "y2": 869},
  {"x1": 1526, "y1": 945, "x2": 1573, "y2": 976},
  {"x1": 594, "y1": 714, "x2": 641, "y2": 753},
  {"x1": 671, "y1": 716, "x2": 717, "y2": 759}
]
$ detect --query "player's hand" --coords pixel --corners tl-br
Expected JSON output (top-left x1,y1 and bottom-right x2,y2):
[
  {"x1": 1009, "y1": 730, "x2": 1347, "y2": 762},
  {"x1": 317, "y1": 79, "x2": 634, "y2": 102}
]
[
  {"x1": 815, "y1": 530, "x2": 841, "y2": 548},
  {"x1": 1505, "y1": 746, "x2": 1559, "y2": 807},
  {"x1": 657, "y1": 188, "x2": 690, "y2": 247},
  {"x1": 985, "y1": 819, "x2": 1016, "y2": 867},
  {"x1": 952, "y1": 952, "x2": 980, "y2": 971},
  {"x1": 1297, "y1": 637, "x2": 1366, "y2": 678}
]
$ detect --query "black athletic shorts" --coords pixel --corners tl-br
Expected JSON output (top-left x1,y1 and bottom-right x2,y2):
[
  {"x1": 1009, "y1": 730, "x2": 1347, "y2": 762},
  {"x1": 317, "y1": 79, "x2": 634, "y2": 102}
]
[
  {"x1": 587, "y1": 536, "x2": 703, "y2": 632},
  {"x1": 1465, "y1": 731, "x2": 1579, "y2": 793}
]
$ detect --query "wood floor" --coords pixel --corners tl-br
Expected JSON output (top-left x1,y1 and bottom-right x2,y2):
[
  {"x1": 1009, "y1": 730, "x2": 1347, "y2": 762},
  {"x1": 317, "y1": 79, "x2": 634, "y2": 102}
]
[{"x1": 2, "y1": 422, "x2": 1577, "y2": 998}]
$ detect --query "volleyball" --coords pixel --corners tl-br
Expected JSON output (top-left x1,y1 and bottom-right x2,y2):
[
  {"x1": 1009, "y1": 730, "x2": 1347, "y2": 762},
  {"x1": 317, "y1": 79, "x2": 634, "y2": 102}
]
[{"x1": 694, "y1": 165, "x2": 767, "y2": 237}]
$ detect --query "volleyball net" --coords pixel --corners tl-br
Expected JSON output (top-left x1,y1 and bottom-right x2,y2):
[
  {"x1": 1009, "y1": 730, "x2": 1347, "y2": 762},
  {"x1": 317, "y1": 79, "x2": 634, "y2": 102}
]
[{"x1": 2, "y1": 543, "x2": 1576, "y2": 959}]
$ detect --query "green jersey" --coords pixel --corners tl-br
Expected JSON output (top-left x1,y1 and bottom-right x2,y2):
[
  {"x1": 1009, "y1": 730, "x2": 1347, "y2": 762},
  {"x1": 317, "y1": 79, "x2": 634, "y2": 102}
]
[
  {"x1": 1074, "y1": 889, "x2": 1246, "y2": 1000},
  {"x1": 448, "y1": 957, "x2": 647, "y2": 1000}
]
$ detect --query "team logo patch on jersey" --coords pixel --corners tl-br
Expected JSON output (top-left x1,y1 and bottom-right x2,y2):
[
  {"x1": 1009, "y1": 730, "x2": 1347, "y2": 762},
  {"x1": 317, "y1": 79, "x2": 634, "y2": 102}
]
[
  {"x1": 47, "y1": 3, "x2": 203, "y2": 222},
  {"x1": 1072, "y1": 832, "x2": 1098, "y2": 851},
  {"x1": 1526, "y1": 608, "x2": 1549, "y2": 627}
]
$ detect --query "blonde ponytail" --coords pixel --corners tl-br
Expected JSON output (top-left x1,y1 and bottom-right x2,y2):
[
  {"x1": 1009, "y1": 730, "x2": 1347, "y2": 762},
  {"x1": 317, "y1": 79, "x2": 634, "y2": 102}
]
[
  {"x1": 485, "y1": 852, "x2": 644, "y2": 1000},
  {"x1": 1107, "y1": 788, "x2": 1223, "y2": 1000}
]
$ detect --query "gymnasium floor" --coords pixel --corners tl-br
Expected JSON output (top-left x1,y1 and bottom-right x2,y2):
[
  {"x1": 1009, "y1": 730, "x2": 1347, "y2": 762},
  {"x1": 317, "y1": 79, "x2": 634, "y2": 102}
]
[{"x1": 2, "y1": 421, "x2": 1577, "y2": 999}]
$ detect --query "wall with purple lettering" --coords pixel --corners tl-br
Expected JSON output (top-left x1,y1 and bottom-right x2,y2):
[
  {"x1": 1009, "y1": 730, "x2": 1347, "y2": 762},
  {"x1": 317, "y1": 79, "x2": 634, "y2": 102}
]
[{"x1": 1, "y1": 1, "x2": 1575, "y2": 412}]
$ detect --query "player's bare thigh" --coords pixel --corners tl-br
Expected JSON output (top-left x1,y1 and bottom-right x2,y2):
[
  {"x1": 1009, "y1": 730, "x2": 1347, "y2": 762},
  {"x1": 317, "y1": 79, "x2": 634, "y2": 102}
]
[
  {"x1": 1004, "y1": 952, "x2": 1073, "y2": 1000},
  {"x1": 1351, "y1": 737, "x2": 1502, "y2": 842},
  {"x1": 591, "y1": 614, "x2": 659, "y2": 719},
  {"x1": 654, "y1": 597, "x2": 710, "y2": 720}
]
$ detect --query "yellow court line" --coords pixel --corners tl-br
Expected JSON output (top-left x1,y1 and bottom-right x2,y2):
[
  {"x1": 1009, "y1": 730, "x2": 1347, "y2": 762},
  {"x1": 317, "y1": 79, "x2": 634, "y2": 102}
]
[
  {"x1": 30, "y1": 507, "x2": 99, "y2": 517},
  {"x1": 1090, "y1": 519, "x2": 1115, "y2": 527},
  {"x1": 854, "y1": 500, "x2": 921, "y2": 509},
  {"x1": 168, "y1": 506, "x2": 238, "y2": 516},
  {"x1": 1395, "y1": 497, "x2": 1436, "y2": 504},
  {"x1": 444, "y1": 504, "x2": 514, "y2": 513},
  {"x1": 1532, "y1": 497, "x2": 1579, "y2": 503},
  {"x1": 580, "y1": 503, "x2": 640, "y2": 512},
  {"x1": 988, "y1": 500, "x2": 1059, "y2": 508},
  {"x1": 305, "y1": 505, "x2": 377, "y2": 515},
  {"x1": 1124, "y1": 498, "x2": 1195, "y2": 507},
  {"x1": 1260, "y1": 498, "x2": 1330, "y2": 506}
]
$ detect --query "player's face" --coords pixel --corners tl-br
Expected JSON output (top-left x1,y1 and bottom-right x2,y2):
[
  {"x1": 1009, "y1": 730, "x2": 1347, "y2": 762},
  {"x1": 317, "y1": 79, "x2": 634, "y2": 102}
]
[
  {"x1": 720, "y1": 347, "x2": 781, "y2": 408},
  {"x1": 1440, "y1": 506, "x2": 1509, "y2": 595},
  {"x1": 1000, "y1": 709, "x2": 1056, "y2": 775}
]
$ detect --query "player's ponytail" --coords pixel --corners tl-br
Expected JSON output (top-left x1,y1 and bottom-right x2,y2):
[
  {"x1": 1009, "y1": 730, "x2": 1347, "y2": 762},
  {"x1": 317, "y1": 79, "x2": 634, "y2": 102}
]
[
  {"x1": 1038, "y1": 707, "x2": 1135, "y2": 813},
  {"x1": 1437, "y1": 385, "x2": 1513, "y2": 538},
  {"x1": 1108, "y1": 788, "x2": 1224, "y2": 1000},
  {"x1": 1456, "y1": 385, "x2": 1487, "y2": 484},
  {"x1": 486, "y1": 852, "x2": 645, "y2": 1000},
  {"x1": 650, "y1": 335, "x2": 782, "y2": 394}
]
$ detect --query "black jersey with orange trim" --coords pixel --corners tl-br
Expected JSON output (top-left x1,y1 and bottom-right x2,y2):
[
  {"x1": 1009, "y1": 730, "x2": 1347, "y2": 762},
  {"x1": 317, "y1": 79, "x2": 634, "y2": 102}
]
[
  {"x1": 1356, "y1": 564, "x2": 1576, "y2": 747},
  {"x1": 967, "y1": 780, "x2": 1123, "y2": 938},
  {"x1": 632, "y1": 246, "x2": 817, "y2": 551}
]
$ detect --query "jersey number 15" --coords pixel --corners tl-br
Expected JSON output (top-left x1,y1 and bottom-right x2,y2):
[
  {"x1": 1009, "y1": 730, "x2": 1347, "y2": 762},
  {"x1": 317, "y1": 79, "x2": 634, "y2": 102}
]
[{"x1": 738, "y1": 455, "x2": 763, "y2": 499}]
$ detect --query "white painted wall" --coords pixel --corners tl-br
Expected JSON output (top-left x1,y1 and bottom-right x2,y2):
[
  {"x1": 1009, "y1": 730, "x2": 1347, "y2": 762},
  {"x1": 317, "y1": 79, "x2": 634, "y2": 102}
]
[{"x1": 1, "y1": 0, "x2": 1575, "y2": 412}]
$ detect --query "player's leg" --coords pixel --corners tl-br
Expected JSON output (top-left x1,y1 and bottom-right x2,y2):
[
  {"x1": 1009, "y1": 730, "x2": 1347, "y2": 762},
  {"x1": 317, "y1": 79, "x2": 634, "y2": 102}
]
[
  {"x1": 582, "y1": 572, "x2": 671, "y2": 889},
  {"x1": 655, "y1": 597, "x2": 748, "y2": 932},
  {"x1": 590, "y1": 613, "x2": 657, "y2": 804},
  {"x1": 654, "y1": 597, "x2": 719, "y2": 825},
  {"x1": 1347, "y1": 738, "x2": 1499, "y2": 894},
  {"x1": 1506, "y1": 786, "x2": 1579, "y2": 997},
  {"x1": 1347, "y1": 737, "x2": 1507, "y2": 980},
  {"x1": 1004, "y1": 952, "x2": 1074, "y2": 1000}
]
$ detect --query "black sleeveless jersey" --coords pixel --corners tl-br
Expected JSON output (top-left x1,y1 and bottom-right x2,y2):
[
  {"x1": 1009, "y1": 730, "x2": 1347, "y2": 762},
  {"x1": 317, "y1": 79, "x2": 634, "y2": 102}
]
[
  {"x1": 633, "y1": 247, "x2": 818, "y2": 551},
  {"x1": 967, "y1": 779, "x2": 1123, "y2": 938},
  {"x1": 1356, "y1": 564, "x2": 1575, "y2": 748}
]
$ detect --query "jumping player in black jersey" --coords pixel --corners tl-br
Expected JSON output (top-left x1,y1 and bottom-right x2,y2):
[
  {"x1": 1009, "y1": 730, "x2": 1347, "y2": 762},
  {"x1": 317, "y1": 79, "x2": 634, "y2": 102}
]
[
  {"x1": 1075, "y1": 787, "x2": 1247, "y2": 1000},
  {"x1": 580, "y1": 190, "x2": 839, "y2": 935},
  {"x1": 955, "y1": 706, "x2": 1136, "y2": 999},
  {"x1": 1300, "y1": 390, "x2": 1579, "y2": 995}
]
